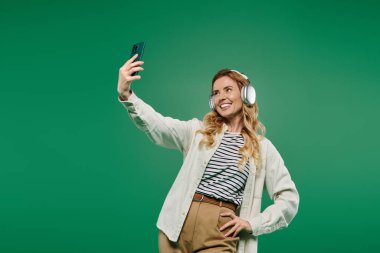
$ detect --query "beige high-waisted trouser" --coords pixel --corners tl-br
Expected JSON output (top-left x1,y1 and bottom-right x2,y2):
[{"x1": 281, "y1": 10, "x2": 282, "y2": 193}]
[{"x1": 158, "y1": 198, "x2": 240, "y2": 253}]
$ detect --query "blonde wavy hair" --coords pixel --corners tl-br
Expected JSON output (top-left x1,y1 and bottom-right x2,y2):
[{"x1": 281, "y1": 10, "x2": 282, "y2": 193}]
[{"x1": 196, "y1": 69, "x2": 266, "y2": 171}]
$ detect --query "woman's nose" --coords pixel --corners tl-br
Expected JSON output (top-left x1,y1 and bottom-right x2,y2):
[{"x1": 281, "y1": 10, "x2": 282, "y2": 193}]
[{"x1": 218, "y1": 91, "x2": 228, "y2": 101}]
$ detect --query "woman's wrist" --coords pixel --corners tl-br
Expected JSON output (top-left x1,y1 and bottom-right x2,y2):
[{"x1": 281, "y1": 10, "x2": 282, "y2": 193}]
[{"x1": 119, "y1": 89, "x2": 132, "y2": 101}]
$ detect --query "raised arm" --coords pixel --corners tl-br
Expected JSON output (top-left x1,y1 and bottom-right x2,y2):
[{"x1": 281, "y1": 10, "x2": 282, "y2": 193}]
[
  {"x1": 117, "y1": 54, "x2": 201, "y2": 154},
  {"x1": 118, "y1": 90, "x2": 200, "y2": 154}
]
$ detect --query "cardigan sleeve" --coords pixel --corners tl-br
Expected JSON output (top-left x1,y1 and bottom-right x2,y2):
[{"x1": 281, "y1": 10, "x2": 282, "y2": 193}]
[
  {"x1": 118, "y1": 90, "x2": 201, "y2": 154},
  {"x1": 247, "y1": 140, "x2": 300, "y2": 236}
]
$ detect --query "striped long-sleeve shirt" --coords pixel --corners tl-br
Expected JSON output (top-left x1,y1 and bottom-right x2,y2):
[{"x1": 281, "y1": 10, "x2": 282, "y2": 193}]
[{"x1": 195, "y1": 131, "x2": 250, "y2": 206}]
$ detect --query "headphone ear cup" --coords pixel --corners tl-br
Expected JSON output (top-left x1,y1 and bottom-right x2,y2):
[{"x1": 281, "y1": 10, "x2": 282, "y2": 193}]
[
  {"x1": 209, "y1": 97, "x2": 215, "y2": 110},
  {"x1": 241, "y1": 84, "x2": 256, "y2": 106}
]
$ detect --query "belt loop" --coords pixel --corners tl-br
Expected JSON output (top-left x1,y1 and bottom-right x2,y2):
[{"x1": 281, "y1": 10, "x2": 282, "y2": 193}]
[{"x1": 219, "y1": 201, "x2": 222, "y2": 207}]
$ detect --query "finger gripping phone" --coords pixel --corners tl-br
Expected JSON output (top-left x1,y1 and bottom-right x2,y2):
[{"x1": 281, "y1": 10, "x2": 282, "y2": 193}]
[{"x1": 130, "y1": 42, "x2": 146, "y2": 76}]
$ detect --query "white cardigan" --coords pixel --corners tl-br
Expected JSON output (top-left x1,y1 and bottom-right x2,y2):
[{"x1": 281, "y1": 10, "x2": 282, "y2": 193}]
[{"x1": 119, "y1": 91, "x2": 299, "y2": 253}]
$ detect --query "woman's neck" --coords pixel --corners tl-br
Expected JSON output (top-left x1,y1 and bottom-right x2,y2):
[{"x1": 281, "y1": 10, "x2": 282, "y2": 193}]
[{"x1": 226, "y1": 116, "x2": 243, "y2": 133}]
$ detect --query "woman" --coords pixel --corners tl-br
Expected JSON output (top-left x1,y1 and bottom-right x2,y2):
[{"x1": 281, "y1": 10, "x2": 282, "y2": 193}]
[{"x1": 117, "y1": 54, "x2": 299, "y2": 253}]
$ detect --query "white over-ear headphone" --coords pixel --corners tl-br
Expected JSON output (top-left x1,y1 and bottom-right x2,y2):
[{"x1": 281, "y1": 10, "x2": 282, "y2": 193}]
[{"x1": 208, "y1": 69, "x2": 256, "y2": 110}]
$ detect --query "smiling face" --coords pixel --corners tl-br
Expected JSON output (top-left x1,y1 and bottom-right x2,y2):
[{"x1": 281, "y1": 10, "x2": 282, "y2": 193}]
[{"x1": 212, "y1": 76, "x2": 244, "y2": 122}]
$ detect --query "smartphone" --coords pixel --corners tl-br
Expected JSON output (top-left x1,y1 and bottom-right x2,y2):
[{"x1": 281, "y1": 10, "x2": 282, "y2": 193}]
[{"x1": 130, "y1": 42, "x2": 146, "y2": 76}]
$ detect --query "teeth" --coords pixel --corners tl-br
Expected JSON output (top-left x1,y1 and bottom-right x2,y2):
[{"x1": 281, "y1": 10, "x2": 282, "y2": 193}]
[{"x1": 220, "y1": 104, "x2": 231, "y2": 108}]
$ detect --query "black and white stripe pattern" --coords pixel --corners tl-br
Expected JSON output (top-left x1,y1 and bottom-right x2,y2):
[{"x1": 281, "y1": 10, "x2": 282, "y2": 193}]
[{"x1": 196, "y1": 131, "x2": 250, "y2": 206}]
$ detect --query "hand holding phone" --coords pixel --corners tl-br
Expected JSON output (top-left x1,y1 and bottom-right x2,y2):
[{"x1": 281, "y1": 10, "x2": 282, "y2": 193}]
[{"x1": 117, "y1": 42, "x2": 146, "y2": 99}]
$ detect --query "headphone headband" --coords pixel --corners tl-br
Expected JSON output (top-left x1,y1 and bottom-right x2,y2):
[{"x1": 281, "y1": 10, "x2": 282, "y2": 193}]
[{"x1": 230, "y1": 69, "x2": 249, "y2": 81}]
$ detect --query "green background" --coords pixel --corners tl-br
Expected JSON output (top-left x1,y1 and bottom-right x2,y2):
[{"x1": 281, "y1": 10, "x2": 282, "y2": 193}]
[{"x1": 1, "y1": 0, "x2": 379, "y2": 252}]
